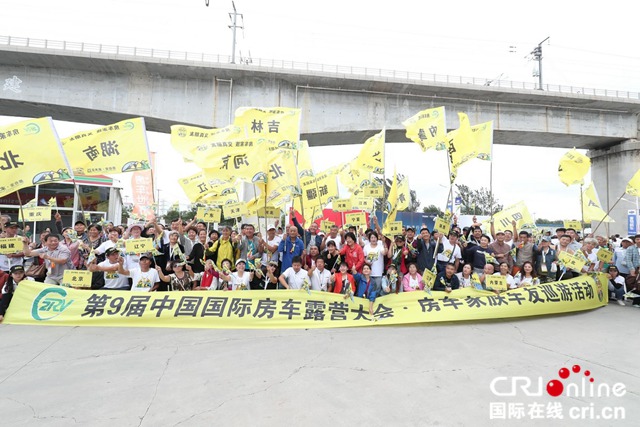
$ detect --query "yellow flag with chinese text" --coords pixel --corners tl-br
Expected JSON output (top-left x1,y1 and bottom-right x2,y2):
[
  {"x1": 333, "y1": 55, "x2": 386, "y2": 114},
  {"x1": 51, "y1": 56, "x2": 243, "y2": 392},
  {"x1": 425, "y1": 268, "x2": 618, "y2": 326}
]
[
  {"x1": 472, "y1": 120, "x2": 493, "y2": 161},
  {"x1": 625, "y1": 169, "x2": 640, "y2": 197},
  {"x1": 178, "y1": 171, "x2": 236, "y2": 203},
  {"x1": 446, "y1": 113, "x2": 474, "y2": 183},
  {"x1": 62, "y1": 118, "x2": 150, "y2": 176},
  {"x1": 397, "y1": 175, "x2": 411, "y2": 210},
  {"x1": 0, "y1": 117, "x2": 72, "y2": 198},
  {"x1": 354, "y1": 129, "x2": 385, "y2": 175},
  {"x1": 170, "y1": 124, "x2": 244, "y2": 161},
  {"x1": 582, "y1": 182, "x2": 614, "y2": 222},
  {"x1": 558, "y1": 148, "x2": 590, "y2": 186},
  {"x1": 492, "y1": 201, "x2": 536, "y2": 231},
  {"x1": 382, "y1": 169, "x2": 399, "y2": 236},
  {"x1": 296, "y1": 140, "x2": 314, "y2": 179},
  {"x1": 201, "y1": 140, "x2": 269, "y2": 184},
  {"x1": 234, "y1": 107, "x2": 301, "y2": 147},
  {"x1": 403, "y1": 107, "x2": 447, "y2": 151}
]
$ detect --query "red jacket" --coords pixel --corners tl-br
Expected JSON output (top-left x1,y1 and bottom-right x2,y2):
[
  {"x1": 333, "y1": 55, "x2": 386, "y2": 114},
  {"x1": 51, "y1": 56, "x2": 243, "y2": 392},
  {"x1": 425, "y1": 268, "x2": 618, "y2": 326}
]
[
  {"x1": 332, "y1": 272, "x2": 355, "y2": 294},
  {"x1": 339, "y1": 244, "x2": 365, "y2": 273}
]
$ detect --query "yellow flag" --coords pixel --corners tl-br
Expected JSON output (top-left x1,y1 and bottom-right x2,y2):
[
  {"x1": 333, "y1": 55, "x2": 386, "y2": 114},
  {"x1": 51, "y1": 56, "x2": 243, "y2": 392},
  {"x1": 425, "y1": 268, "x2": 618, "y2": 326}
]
[
  {"x1": 583, "y1": 183, "x2": 614, "y2": 222},
  {"x1": 0, "y1": 117, "x2": 72, "y2": 198},
  {"x1": 397, "y1": 176, "x2": 411, "y2": 210},
  {"x1": 382, "y1": 169, "x2": 399, "y2": 235},
  {"x1": 625, "y1": 169, "x2": 640, "y2": 197},
  {"x1": 47, "y1": 197, "x2": 57, "y2": 208},
  {"x1": 446, "y1": 113, "x2": 475, "y2": 183},
  {"x1": 403, "y1": 106, "x2": 447, "y2": 151},
  {"x1": 234, "y1": 107, "x2": 301, "y2": 147},
  {"x1": 558, "y1": 148, "x2": 590, "y2": 186},
  {"x1": 201, "y1": 140, "x2": 269, "y2": 184},
  {"x1": 354, "y1": 129, "x2": 385, "y2": 175},
  {"x1": 340, "y1": 160, "x2": 373, "y2": 192},
  {"x1": 472, "y1": 120, "x2": 493, "y2": 161},
  {"x1": 178, "y1": 171, "x2": 236, "y2": 203},
  {"x1": 170, "y1": 124, "x2": 243, "y2": 161},
  {"x1": 62, "y1": 118, "x2": 150, "y2": 175},
  {"x1": 296, "y1": 140, "x2": 314, "y2": 179},
  {"x1": 492, "y1": 201, "x2": 536, "y2": 231}
]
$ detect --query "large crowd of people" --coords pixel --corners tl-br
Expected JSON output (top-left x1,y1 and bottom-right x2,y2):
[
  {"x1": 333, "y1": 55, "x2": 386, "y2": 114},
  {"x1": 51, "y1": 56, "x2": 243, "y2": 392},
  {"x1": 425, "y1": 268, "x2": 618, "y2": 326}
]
[{"x1": 1, "y1": 208, "x2": 639, "y2": 321}]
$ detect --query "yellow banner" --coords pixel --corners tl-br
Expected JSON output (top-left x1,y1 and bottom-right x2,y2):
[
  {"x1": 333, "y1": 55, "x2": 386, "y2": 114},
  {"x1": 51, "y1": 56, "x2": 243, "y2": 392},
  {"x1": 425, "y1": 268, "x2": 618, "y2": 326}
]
[
  {"x1": 125, "y1": 238, "x2": 155, "y2": 254},
  {"x1": 382, "y1": 169, "x2": 400, "y2": 236},
  {"x1": 223, "y1": 202, "x2": 248, "y2": 219},
  {"x1": 492, "y1": 201, "x2": 536, "y2": 231},
  {"x1": 4, "y1": 276, "x2": 607, "y2": 328},
  {"x1": 397, "y1": 176, "x2": 411, "y2": 210},
  {"x1": 558, "y1": 148, "x2": 590, "y2": 187},
  {"x1": 62, "y1": 118, "x2": 150, "y2": 175},
  {"x1": 344, "y1": 212, "x2": 367, "y2": 228},
  {"x1": 178, "y1": 171, "x2": 237, "y2": 203},
  {"x1": 61, "y1": 270, "x2": 92, "y2": 289},
  {"x1": 296, "y1": 140, "x2": 314, "y2": 179},
  {"x1": 333, "y1": 199, "x2": 352, "y2": 212},
  {"x1": 0, "y1": 237, "x2": 22, "y2": 254},
  {"x1": 422, "y1": 269, "x2": 436, "y2": 288},
  {"x1": 563, "y1": 220, "x2": 582, "y2": 230},
  {"x1": 596, "y1": 248, "x2": 613, "y2": 264},
  {"x1": 234, "y1": 107, "x2": 301, "y2": 148},
  {"x1": 403, "y1": 106, "x2": 447, "y2": 152},
  {"x1": 0, "y1": 117, "x2": 72, "y2": 198},
  {"x1": 20, "y1": 206, "x2": 52, "y2": 222},
  {"x1": 486, "y1": 275, "x2": 507, "y2": 292},
  {"x1": 170, "y1": 124, "x2": 244, "y2": 161},
  {"x1": 201, "y1": 140, "x2": 268, "y2": 184}
]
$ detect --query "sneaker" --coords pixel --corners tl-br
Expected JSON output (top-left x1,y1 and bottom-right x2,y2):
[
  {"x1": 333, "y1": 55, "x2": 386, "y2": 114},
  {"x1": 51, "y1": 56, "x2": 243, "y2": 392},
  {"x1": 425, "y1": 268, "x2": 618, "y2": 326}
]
[
  {"x1": 633, "y1": 304, "x2": 640, "y2": 308},
  {"x1": 617, "y1": 299, "x2": 625, "y2": 306}
]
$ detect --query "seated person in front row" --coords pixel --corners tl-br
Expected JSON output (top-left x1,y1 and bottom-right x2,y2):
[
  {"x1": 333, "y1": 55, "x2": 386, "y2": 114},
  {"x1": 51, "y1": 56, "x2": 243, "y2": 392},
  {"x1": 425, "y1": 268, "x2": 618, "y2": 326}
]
[{"x1": 433, "y1": 263, "x2": 460, "y2": 293}]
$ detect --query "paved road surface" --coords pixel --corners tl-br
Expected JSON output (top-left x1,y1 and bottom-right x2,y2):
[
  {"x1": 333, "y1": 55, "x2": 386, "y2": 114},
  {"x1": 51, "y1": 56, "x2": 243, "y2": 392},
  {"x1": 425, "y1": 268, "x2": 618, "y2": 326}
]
[{"x1": 0, "y1": 303, "x2": 637, "y2": 426}]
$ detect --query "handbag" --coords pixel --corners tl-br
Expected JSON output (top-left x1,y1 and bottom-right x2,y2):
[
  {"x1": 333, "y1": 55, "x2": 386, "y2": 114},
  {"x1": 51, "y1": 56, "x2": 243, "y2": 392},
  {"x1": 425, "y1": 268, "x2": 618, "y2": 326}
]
[{"x1": 25, "y1": 262, "x2": 47, "y2": 280}]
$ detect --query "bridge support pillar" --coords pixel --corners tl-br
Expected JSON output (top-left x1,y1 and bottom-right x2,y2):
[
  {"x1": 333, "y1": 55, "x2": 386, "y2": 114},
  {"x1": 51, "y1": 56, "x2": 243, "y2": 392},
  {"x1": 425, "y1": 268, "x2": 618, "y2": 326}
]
[{"x1": 588, "y1": 139, "x2": 640, "y2": 236}]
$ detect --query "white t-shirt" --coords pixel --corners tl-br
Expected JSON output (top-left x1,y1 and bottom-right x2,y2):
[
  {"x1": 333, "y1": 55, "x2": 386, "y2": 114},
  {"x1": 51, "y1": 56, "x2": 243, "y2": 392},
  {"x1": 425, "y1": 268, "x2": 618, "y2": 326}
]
[
  {"x1": 325, "y1": 234, "x2": 342, "y2": 251},
  {"x1": 456, "y1": 273, "x2": 472, "y2": 288},
  {"x1": 129, "y1": 268, "x2": 160, "y2": 292},
  {"x1": 2, "y1": 277, "x2": 34, "y2": 293},
  {"x1": 437, "y1": 239, "x2": 462, "y2": 264},
  {"x1": 282, "y1": 267, "x2": 308, "y2": 290},
  {"x1": 263, "y1": 235, "x2": 283, "y2": 264},
  {"x1": 309, "y1": 268, "x2": 331, "y2": 291},
  {"x1": 363, "y1": 243, "x2": 385, "y2": 277},
  {"x1": 98, "y1": 260, "x2": 129, "y2": 289},
  {"x1": 94, "y1": 240, "x2": 116, "y2": 255},
  {"x1": 230, "y1": 272, "x2": 251, "y2": 290}
]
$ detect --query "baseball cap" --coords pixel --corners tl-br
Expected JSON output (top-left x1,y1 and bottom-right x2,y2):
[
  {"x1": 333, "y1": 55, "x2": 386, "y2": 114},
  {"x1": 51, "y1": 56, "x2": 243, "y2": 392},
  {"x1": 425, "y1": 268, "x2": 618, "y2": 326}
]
[
  {"x1": 5, "y1": 221, "x2": 18, "y2": 228},
  {"x1": 235, "y1": 258, "x2": 246, "y2": 266},
  {"x1": 10, "y1": 265, "x2": 25, "y2": 274},
  {"x1": 541, "y1": 236, "x2": 551, "y2": 242},
  {"x1": 139, "y1": 253, "x2": 153, "y2": 261},
  {"x1": 105, "y1": 247, "x2": 120, "y2": 256},
  {"x1": 622, "y1": 237, "x2": 633, "y2": 243}
]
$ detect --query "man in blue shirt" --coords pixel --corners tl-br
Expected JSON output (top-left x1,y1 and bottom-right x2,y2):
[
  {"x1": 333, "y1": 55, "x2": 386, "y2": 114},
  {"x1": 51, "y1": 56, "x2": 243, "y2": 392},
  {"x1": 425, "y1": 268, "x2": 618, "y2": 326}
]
[{"x1": 278, "y1": 225, "x2": 305, "y2": 271}]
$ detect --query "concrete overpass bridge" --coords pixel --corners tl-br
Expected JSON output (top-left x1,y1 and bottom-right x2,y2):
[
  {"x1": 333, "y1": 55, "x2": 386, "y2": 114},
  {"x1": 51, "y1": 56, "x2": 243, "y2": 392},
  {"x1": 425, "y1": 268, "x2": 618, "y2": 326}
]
[{"x1": 1, "y1": 35, "x2": 639, "y2": 232}]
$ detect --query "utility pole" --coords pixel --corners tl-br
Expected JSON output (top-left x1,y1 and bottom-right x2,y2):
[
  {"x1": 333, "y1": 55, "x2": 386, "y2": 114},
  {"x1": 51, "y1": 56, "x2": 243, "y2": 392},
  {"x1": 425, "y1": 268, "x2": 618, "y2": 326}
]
[
  {"x1": 531, "y1": 36, "x2": 550, "y2": 90},
  {"x1": 228, "y1": 1, "x2": 243, "y2": 64}
]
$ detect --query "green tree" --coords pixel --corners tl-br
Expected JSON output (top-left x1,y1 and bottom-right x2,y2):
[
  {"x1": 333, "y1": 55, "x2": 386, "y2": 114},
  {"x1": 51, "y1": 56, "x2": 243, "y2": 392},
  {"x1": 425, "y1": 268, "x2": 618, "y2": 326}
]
[
  {"x1": 162, "y1": 205, "x2": 198, "y2": 223},
  {"x1": 374, "y1": 174, "x2": 420, "y2": 212},
  {"x1": 422, "y1": 204, "x2": 444, "y2": 217},
  {"x1": 455, "y1": 184, "x2": 503, "y2": 216}
]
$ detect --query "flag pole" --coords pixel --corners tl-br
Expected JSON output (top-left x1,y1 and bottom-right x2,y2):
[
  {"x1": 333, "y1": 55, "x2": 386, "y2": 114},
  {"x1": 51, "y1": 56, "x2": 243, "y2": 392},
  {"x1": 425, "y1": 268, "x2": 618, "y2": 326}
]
[
  {"x1": 293, "y1": 149, "x2": 307, "y2": 248},
  {"x1": 592, "y1": 191, "x2": 625, "y2": 235},
  {"x1": 580, "y1": 184, "x2": 585, "y2": 237},
  {"x1": 15, "y1": 190, "x2": 27, "y2": 232}
]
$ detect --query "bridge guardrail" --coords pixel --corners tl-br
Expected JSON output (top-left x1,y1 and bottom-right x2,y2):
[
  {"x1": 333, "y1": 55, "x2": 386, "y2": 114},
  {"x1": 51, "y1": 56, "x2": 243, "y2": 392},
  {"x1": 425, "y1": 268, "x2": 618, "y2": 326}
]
[{"x1": 1, "y1": 35, "x2": 638, "y2": 100}]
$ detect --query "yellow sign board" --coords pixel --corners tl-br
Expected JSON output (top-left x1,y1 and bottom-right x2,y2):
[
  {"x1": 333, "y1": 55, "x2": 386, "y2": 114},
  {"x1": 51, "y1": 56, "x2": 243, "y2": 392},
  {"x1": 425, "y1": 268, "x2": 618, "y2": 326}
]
[
  {"x1": 196, "y1": 207, "x2": 222, "y2": 223},
  {"x1": 223, "y1": 202, "x2": 248, "y2": 219},
  {"x1": 596, "y1": 248, "x2": 613, "y2": 264},
  {"x1": 61, "y1": 270, "x2": 93, "y2": 289},
  {"x1": 486, "y1": 275, "x2": 507, "y2": 291},
  {"x1": 387, "y1": 221, "x2": 403, "y2": 235},
  {"x1": 352, "y1": 197, "x2": 374, "y2": 211},
  {"x1": 320, "y1": 220, "x2": 335, "y2": 233},
  {"x1": 563, "y1": 220, "x2": 583, "y2": 230},
  {"x1": 333, "y1": 199, "x2": 352, "y2": 212},
  {"x1": 256, "y1": 207, "x2": 280, "y2": 218},
  {"x1": 433, "y1": 217, "x2": 450, "y2": 235},
  {"x1": 364, "y1": 186, "x2": 384, "y2": 198},
  {"x1": 125, "y1": 238, "x2": 155, "y2": 254},
  {"x1": 20, "y1": 206, "x2": 52, "y2": 222},
  {"x1": 559, "y1": 251, "x2": 588, "y2": 271},
  {"x1": 0, "y1": 237, "x2": 22, "y2": 255},
  {"x1": 344, "y1": 212, "x2": 367, "y2": 228}
]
